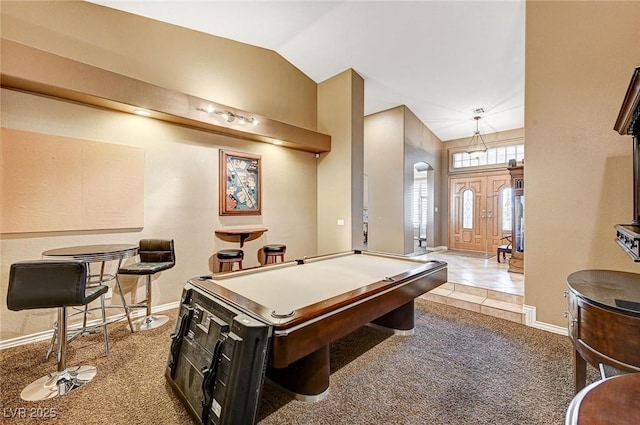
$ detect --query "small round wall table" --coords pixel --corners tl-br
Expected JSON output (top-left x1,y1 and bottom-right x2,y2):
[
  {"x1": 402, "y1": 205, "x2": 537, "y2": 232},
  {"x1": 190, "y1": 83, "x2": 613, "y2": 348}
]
[{"x1": 215, "y1": 228, "x2": 268, "y2": 247}]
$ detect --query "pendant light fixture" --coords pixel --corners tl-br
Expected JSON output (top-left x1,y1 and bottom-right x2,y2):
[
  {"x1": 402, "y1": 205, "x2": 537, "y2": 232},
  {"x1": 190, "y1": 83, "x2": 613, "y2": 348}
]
[{"x1": 465, "y1": 115, "x2": 488, "y2": 159}]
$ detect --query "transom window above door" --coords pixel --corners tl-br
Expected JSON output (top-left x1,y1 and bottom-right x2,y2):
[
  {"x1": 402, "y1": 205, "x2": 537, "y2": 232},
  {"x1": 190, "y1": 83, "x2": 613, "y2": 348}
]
[{"x1": 452, "y1": 144, "x2": 524, "y2": 169}]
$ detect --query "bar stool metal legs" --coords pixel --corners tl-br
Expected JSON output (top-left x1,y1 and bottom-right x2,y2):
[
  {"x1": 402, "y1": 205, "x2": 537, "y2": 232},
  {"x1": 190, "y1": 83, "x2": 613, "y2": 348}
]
[
  {"x1": 113, "y1": 271, "x2": 135, "y2": 332},
  {"x1": 129, "y1": 275, "x2": 169, "y2": 331},
  {"x1": 45, "y1": 291, "x2": 111, "y2": 360}
]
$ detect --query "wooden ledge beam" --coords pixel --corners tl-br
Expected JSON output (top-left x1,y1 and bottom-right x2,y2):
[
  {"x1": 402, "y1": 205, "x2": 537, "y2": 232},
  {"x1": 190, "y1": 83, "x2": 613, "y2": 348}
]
[{"x1": 0, "y1": 39, "x2": 331, "y2": 153}]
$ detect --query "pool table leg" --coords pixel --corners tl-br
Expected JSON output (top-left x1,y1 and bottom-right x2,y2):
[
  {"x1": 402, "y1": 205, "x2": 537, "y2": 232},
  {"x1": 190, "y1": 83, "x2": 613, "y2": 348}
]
[
  {"x1": 266, "y1": 345, "x2": 330, "y2": 402},
  {"x1": 370, "y1": 300, "x2": 415, "y2": 335}
]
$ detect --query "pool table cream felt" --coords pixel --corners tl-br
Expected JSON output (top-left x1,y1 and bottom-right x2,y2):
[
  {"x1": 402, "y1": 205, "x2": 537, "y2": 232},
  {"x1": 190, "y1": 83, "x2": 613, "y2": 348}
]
[{"x1": 210, "y1": 252, "x2": 435, "y2": 317}]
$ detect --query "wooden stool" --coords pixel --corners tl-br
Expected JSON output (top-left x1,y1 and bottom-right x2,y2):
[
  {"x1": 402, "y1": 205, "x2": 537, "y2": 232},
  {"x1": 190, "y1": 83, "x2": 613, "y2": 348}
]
[
  {"x1": 216, "y1": 249, "x2": 244, "y2": 272},
  {"x1": 497, "y1": 245, "x2": 511, "y2": 263},
  {"x1": 263, "y1": 244, "x2": 286, "y2": 265},
  {"x1": 497, "y1": 236, "x2": 512, "y2": 263}
]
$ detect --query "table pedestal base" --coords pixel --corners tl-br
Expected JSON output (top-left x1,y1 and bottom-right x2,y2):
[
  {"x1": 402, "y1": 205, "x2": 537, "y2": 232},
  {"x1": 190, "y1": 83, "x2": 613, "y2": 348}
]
[
  {"x1": 267, "y1": 345, "x2": 330, "y2": 402},
  {"x1": 371, "y1": 300, "x2": 415, "y2": 335}
]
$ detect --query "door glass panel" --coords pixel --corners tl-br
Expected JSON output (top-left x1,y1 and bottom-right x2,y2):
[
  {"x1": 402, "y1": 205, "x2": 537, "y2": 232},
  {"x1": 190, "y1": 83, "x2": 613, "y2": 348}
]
[{"x1": 462, "y1": 189, "x2": 473, "y2": 229}]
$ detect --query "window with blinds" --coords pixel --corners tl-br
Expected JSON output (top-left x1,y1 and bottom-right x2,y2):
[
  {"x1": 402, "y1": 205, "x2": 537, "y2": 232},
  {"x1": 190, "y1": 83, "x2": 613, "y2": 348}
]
[{"x1": 412, "y1": 179, "x2": 428, "y2": 236}]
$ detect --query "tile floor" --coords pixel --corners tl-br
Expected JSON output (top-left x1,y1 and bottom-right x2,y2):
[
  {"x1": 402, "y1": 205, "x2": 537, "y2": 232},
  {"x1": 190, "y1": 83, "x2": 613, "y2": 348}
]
[{"x1": 413, "y1": 248, "x2": 526, "y2": 323}]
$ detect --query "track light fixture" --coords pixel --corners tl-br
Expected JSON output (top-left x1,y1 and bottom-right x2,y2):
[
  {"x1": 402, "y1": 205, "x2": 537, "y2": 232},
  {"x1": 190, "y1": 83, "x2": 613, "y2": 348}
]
[{"x1": 197, "y1": 104, "x2": 259, "y2": 126}]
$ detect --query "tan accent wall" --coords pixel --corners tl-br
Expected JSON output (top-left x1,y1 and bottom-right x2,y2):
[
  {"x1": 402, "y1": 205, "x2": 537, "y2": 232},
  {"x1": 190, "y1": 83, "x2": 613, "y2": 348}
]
[
  {"x1": 317, "y1": 69, "x2": 365, "y2": 254},
  {"x1": 365, "y1": 107, "x2": 405, "y2": 254},
  {"x1": 525, "y1": 1, "x2": 640, "y2": 327},
  {"x1": 365, "y1": 106, "x2": 444, "y2": 254},
  {"x1": 0, "y1": 2, "x2": 320, "y2": 341}
]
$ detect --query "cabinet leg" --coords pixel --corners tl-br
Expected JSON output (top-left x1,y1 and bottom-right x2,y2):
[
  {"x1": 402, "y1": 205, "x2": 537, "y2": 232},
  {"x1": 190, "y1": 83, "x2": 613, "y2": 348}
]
[{"x1": 575, "y1": 350, "x2": 587, "y2": 393}]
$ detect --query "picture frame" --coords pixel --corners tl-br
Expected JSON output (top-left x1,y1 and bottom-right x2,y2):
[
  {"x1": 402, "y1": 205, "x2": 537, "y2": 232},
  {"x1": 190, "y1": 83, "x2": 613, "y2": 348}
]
[{"x1": 219, "y1": 150, "x2": 261, "y2": 216}]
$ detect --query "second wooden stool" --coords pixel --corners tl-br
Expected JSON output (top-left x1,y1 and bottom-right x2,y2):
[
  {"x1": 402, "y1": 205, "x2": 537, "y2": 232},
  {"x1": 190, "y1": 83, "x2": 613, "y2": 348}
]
[
  {"x1": 263, "y1": 244, "x2": 286, "y2": 265},
  {"x1": 216, "y1": 249, "x2": 244, "y2": 272}
]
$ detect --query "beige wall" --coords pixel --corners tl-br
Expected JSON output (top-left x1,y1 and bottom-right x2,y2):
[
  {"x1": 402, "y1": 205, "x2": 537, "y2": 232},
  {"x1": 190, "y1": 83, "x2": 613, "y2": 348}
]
[
  {"x1": 364, "y1": 106, "x2": 444, "y2": 254},
  {"x1": 317, "y1": 69, "x2": 365, "y2": 254},
  {"x1": 0, "y1": 1, "x2": 322, "y2": 341},
  {"x1": 365, "y1": 107, "x2": 406, "y2": 254},
  {"x1": 525, "y1": 1, "x2": 640, "y2": 327}
]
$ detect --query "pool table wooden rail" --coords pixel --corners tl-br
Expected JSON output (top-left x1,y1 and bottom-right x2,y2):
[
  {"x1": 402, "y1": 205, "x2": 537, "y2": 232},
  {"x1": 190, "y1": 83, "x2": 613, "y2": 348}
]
[{"x1": 190, "y1": 252, "x2": 446, "y2": 331}]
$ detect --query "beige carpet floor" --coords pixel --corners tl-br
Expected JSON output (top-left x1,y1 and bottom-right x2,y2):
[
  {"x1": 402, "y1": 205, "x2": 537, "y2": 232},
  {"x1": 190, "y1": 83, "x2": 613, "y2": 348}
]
[{"x1": 0, "y1": 299, "x2": 597, "y2": 424}]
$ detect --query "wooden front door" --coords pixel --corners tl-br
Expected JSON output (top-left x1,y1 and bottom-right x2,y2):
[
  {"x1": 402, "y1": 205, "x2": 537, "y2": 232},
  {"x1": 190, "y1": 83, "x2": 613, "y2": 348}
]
[{"x1": 449, "y1": 173, "x2": 511, "y2": 254}]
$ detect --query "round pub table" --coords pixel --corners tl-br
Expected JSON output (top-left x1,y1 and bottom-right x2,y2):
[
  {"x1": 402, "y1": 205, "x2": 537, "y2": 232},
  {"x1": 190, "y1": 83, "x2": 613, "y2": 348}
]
[{"x1": 42, "y1": 244, "x2": 138, "y2": 357}]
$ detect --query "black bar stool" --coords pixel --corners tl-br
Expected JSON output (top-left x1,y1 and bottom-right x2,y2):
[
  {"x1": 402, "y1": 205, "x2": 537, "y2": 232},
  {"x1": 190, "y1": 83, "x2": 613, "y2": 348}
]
[
  {"x1": 118, "y1": 239, "x2": 175, "y2": 331},
  {"x1": 263, "y1": 244, "x2": 287, "y2": 264},
  {"x1": 216, "y1": 249, "x2": 244, "y2": 272},
  {"x1": 7, "y1": 260, "x2": 108, "y2": 401}
]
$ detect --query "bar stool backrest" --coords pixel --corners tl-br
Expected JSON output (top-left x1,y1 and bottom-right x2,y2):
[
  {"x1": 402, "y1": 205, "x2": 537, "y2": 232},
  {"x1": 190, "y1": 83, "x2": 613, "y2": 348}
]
[
  {"x1": 138, "y1": 239, "x2": 175, "y2": 269},
  {"x1": 7, "y1": 260, "x2": 88, "y2": 310}
]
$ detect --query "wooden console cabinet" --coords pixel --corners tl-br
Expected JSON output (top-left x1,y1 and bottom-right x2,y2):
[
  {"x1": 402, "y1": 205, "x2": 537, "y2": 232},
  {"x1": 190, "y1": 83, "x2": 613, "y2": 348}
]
[
  {"x1": 507, "y1": 165, "x2": 524, "y2": 273},
  {"x1": 566, "y1": 269, "x2": 640, "y2": 393}
]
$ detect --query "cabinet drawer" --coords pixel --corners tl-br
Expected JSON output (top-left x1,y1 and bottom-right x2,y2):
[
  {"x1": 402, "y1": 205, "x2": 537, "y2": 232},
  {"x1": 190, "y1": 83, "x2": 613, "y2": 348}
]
[{"x1": 577, "y1": 297, "x2": 640, "y2": 367}]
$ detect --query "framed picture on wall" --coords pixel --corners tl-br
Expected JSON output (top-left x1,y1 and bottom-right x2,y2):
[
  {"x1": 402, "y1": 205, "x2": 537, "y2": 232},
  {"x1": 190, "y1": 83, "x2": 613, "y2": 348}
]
[{"x1": 219, "y1": 150, "x2": 261, "y2": 216}]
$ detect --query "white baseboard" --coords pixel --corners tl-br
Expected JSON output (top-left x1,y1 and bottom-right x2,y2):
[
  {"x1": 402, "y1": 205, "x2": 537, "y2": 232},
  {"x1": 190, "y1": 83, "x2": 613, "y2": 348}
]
[
  {"x1": 3, "y1": 302, "x2": 567, "y2": 349},
  {"x1": 523, "y1": 304, "x2": 568, "y2": 336},
  {"x1": 0, "y1": 301, "x2": 180, "y2": 351}
]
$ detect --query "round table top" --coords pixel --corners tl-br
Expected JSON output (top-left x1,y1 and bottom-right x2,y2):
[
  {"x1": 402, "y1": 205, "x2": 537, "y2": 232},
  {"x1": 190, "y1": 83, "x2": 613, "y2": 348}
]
[
  {"x1": 567, "y1": 269, "x2": 640, "y2": 316},
  {"x1": 42, "y1": 244, "x2": 138, "y2": 262},
  {"x1": 215, "y1": 228, "x2": 268, "y2": 235},
  {"x1": 566, "y1": 373, "x2": 640, "y2": 425}
]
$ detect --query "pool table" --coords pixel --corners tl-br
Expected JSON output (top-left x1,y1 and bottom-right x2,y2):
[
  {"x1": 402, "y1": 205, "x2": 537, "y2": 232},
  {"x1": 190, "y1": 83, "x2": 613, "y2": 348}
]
[{"x1": 190, "y1": 250, "x2": 447, "y2": 401}]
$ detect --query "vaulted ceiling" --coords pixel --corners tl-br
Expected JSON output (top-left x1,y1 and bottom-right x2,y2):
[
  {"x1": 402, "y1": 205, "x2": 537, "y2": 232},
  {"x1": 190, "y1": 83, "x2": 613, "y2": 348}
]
[{"x1": 89, "y1": 1, "x2": 525, "y2": 142}]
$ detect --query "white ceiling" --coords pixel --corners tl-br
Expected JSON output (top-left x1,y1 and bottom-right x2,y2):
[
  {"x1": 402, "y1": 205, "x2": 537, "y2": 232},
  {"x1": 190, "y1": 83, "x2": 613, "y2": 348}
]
[{"x1": 88, "y1": 1, "x2": 525, "y2": 142}]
